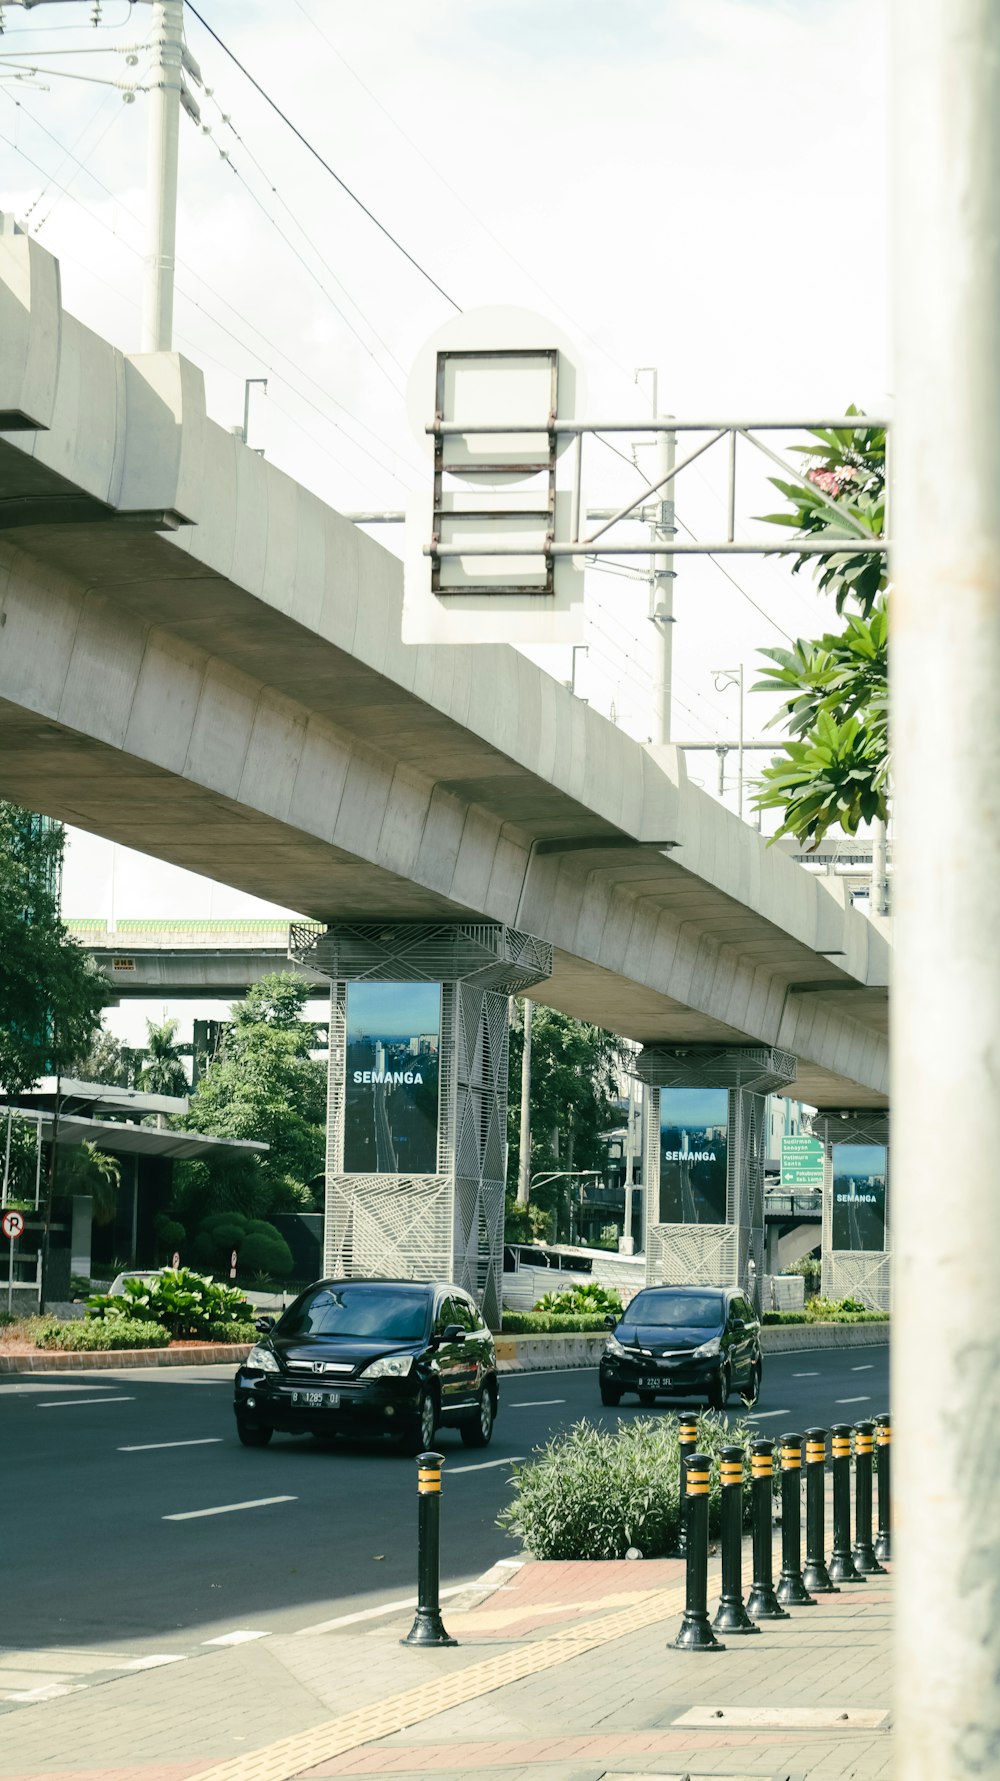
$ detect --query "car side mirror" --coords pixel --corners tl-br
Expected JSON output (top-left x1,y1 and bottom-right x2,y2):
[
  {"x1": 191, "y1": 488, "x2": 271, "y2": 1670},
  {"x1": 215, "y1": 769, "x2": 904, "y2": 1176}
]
[
  {"x1": 255, "y1": 1315, "x2": 275, "y2": 1333},
  {"x1": 441, "y1": 1323, "x2": 465, "y2": 1343},
  {"x1": 604, "y1": 1314, "x2": 618, "y2": 1330}
]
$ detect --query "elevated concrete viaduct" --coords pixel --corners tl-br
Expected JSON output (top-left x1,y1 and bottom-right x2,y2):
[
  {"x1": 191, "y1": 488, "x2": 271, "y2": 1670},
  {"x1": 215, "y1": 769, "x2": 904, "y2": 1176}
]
[{"x1": 0, "y1": 224, "x2": 888, "y2": 1109}]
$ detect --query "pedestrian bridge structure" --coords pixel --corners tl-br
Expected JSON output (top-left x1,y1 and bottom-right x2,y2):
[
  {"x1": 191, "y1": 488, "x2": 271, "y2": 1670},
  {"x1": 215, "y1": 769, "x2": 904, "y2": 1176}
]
[{"x1": 0, "y1": 222, "x2": 888, "y2": 1115}]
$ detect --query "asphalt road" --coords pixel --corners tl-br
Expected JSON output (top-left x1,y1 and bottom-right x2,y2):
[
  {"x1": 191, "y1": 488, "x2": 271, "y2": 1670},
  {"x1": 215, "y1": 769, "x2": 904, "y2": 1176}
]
[{"x1": 0, "y1": 1343, "x2": 888, "y2": 1656}]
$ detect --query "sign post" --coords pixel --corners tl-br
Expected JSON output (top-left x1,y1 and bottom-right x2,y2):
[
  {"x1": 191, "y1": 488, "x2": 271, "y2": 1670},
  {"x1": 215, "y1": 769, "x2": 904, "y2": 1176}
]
[
  {"x1": 781, "y1": 1135, "x2": 824, "y2": 1189},
  {"x1": 171, "y1": 1250, "x2": 180, "y2": 1270},
  {"x1": 3, "y1": 1208, "x2": 25, "y2": 1317},
  {"x1": 230, "y1": 1248, "x2": 238, "y2": 1281}
]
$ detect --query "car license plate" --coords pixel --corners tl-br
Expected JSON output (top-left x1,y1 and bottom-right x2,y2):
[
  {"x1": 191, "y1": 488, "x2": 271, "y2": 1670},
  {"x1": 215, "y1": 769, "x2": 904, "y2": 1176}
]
[
  {"x1": 291, "y1": 1389, "x2": 339, "y2": 1409},
  {"x1": 638, "y1": 1376, "x2": 662, "y2": 1390}
]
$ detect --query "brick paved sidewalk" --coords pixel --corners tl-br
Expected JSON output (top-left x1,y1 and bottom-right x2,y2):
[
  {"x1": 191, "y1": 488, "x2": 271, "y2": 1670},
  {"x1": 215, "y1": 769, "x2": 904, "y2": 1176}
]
[{"x1": 0, "y1": 1542, "x2": 892, "y2": 1781}]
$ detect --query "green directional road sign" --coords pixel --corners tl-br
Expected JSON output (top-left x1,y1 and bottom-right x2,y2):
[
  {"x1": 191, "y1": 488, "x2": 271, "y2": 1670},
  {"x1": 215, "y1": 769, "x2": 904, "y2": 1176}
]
[{"x1": 781, "y1": 1134, "x2": 824, "y2": 1188}]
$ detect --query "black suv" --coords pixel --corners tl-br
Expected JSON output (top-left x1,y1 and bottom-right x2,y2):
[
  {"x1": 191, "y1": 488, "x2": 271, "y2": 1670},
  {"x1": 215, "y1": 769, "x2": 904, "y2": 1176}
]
[
  {"x1": 233, "y1": 1278, "x2": 499, "y2": 1454},
  {"x1": 599, "y1": 1285, "x2": 762, "y2": 1410}
]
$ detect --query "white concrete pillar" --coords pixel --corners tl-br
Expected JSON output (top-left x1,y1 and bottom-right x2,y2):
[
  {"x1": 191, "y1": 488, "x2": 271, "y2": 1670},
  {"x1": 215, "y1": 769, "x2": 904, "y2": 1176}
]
[{"x1": 893, "y1": 0, "x2": 1000, "y2": 1769}]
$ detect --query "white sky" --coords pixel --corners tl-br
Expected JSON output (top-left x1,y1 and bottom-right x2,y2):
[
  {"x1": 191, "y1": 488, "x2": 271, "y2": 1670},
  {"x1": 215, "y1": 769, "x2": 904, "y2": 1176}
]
[{"x1": 0, "y1": 0, "x2": 889, "y2": 1046}]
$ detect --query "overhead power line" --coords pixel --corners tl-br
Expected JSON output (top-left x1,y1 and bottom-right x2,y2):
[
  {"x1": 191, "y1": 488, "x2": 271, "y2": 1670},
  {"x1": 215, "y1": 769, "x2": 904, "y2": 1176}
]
[{"x1": 184, "y1": 2, "x2": 462, "y2": 313}]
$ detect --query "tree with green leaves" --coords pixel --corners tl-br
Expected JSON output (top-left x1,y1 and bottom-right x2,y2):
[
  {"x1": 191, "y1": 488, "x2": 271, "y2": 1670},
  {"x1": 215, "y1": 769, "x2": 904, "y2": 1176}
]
[
  {"x1": 753, "y1": 414, "x2": 889, "y2": 845},
  {"x1": 506, "y1": 1003, "x2": 623, "y2": 1241},
  {"x1": 172, "y1": 972, "x2": 326, "y2": 1225},
  {"x1": 138, "y1": 1016, "x2": 189, "y2": 1097},
  {"x1": 0, "y1": 804, "x2": 106, "y2": 1093},
  {"x1": 73, "y1": 1022, "x2": 143, "y2": 1088}
]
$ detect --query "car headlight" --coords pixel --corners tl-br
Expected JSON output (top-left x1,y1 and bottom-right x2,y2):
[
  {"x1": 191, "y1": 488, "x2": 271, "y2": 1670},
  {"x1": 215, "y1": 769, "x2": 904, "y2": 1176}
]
[
  {"x1": 692, "y1": 1337, "x2": 722, "y2": 1359},
  {"x1": 246, "y1": 1343, "x2": 279, "y2": 1374},
  {"x1": 605, "y1": 1334, "x2": 628, "y2": 1358},
  {"x1": 363, "y1": 1353, "x2": 414, "y2": 1380}
]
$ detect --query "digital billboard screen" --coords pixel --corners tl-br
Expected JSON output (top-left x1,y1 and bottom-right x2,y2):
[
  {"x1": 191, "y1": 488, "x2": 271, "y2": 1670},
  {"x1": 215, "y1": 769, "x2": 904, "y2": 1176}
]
[
  {"x1": 659, "y1": 1087, "x2": 729, "y2": 1224},
  {"x1": 343, "y1": 981, "x2": 442, "y2": 1176},
  {"x1": 831, "y1": 1143, "x2": 887, "y2": 1250}
]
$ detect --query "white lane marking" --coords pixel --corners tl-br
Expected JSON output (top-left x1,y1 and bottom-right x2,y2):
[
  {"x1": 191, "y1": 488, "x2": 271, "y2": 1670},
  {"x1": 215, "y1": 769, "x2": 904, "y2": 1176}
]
[
  {"x1": 163, "y1": 1496, "x2": 296, "y2": 1521},
  {"x1": 793, "y1": 1371, "x2": 819, "y2": 1377},
  {"x1": 449, "y1": 1456, "x2": 526, "y2": 1475},
  {"x1": 119, "y1": 1438, "x2": 224, "y2": 1452},
  {"x1": 122, "y1": 1654, "x2": 186, "y2": 1670},
  {"x1": 295, "y1": 1584, "x2": 473, "y2": 1636},
  {"x1": 852, "y1": 1364, "x2": 875, "y2": 1372},
  {"x1": 9, "y1": 1682, "x2": 86, "y2": 1702},
  {"x1": 746, "y1": 1409, "x2": 791, "y2": 1420},
  {"x1": 37, "y1": 1396, "x2": 135, "y2": 1409},
  {"x1": 202, "y1": 1630, "x2": 271, "y2": 1647},
  {"x1": 836, "y1": 1396, "x2": 871, "y2": 1405},
  {"x1": 507, "y1": 1398, "x2": 566, "y2": 1409}
]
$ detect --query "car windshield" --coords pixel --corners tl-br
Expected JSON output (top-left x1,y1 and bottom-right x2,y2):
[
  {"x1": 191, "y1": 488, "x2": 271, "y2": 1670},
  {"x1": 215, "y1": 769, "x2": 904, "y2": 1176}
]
[
  {"x1": 279, "y1": 1285, "x2": 429, "y2": 1341},
  {"x1": 628, "y1": 1290, "x2": 724, "y2": 1330}
]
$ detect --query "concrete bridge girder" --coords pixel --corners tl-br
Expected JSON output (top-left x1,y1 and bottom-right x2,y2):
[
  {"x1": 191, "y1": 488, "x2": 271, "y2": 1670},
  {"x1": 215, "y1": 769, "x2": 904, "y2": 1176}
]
[{"x1": 0, "y1": 226, "x2": 889, "y2": 1110}]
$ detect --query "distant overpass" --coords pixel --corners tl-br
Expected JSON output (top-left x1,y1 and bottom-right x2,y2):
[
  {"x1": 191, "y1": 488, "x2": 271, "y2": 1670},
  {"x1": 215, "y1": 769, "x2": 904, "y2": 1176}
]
[{"x1": 67, "y1": 918, "x2": 329, "y2": 998}]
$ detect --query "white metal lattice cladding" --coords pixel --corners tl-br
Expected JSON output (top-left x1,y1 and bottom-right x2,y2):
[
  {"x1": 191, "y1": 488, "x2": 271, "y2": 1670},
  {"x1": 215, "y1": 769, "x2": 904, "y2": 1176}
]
[
  {"x1": 814, "y1": 1110, "x2": 891, "y2": 1313},
  {"x1": 635, "y1": 1045, "x2": 796, "y2": 1304},
  {"x1": 291, "y1": 922, "x2": 550, "y2": 1329}
]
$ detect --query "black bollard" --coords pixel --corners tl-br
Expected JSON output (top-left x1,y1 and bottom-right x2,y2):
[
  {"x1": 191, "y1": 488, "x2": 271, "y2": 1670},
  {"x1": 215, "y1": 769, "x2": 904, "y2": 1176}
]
[
  {"x1": 401, "y1": 1451, "x2": 457, "y2": 1647},
  {"x1": 747, "y1": 1436, "x2": 788, "y2": 1622},
  {"x1": 828, "y1": 1424, "x2": 866, "y2": 1584},
  {"x1": 674, "y1": 1413, "x2": 700, "y2": 1556},
  {"x1": 874, "y1": 1413, "x2": 892, "y2": 1564},
  {"x1": 672, "y1": 1452, "x2": 724, "y2": 1651},
  {"x1": 802, "y1": 1428, "x2": 838, "y2": 1595},
  {"x1": 775, "y1": 1432, "x2": 815, "y2": 1607},
  {"x1": 851, "y1": 1420, "x2": 886, "y2": 1575},
  {"x1": 713, "y1": 1445, "x2": 759, "y2": 1635}
]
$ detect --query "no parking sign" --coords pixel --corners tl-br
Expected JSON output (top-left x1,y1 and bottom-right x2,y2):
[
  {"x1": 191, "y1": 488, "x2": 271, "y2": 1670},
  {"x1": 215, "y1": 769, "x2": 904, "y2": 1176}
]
[{"x1": 2, "y1": 1209, "x2": 24, "y2": 1241}]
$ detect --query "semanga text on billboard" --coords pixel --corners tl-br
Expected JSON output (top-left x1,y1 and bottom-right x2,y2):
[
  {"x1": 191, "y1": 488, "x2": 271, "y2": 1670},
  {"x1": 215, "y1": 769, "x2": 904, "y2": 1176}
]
[
  {"x1": 831, "y1": 1142, "x2": 887, "y2": 1250},
  {"x1": 344, "y1": 981, "x2": 442, "y2": 1175},
  {"x1": 659, "y1": 1087, "x2": 729, "y2": 1223}
]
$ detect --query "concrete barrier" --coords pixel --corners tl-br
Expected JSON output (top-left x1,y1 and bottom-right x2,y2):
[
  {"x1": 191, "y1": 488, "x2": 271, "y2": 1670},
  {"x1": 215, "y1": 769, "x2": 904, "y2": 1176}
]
[{"x1": 494, "y1": 1321, "x2": 888, "y2": 1373}]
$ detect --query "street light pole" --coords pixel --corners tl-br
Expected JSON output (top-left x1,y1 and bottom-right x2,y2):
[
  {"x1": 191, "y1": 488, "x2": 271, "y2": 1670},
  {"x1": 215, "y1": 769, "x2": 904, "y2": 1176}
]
[
  {"x1": 892, "y1": 0, "x2": 1000, "y2": 1771},
  {"x1": 142, "y1": 0, "x2": 183, "y2": 351},
  {"x1": 516, "y1": 999, "x2": 533, "y2": 1209}
]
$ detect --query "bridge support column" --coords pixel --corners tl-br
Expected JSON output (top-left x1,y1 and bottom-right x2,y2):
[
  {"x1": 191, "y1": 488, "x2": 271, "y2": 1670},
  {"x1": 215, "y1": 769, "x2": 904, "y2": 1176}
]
[
  {"x1": 291, "y1": 923, "x2": 551, "y2": 1329},
  {"x1": 633, "y1": 1045, "x2": 796, "y2": 1310},
  {"x1": 815, "y1": 1112, "x2": 890, "y2": 1313}
]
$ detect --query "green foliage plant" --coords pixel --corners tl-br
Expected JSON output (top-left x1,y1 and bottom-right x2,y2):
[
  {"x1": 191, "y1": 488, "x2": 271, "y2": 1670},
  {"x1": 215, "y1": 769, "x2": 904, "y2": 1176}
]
[
  {"x1": 87, "y1": 1266, "x2": 252, "y2": 1339},
  {"x1": 498, "y1": 1412, "x2": 755, "y2": 1560},
  {"x1": 0, "y1": 806, "x2": 106, "y2": 1093},
  {"x1": 752, "y1": 413, "x2": 889, "y2": 846},
  {"x1": 532, "y1": 1281, "x2": 623, "y2": 1318}
]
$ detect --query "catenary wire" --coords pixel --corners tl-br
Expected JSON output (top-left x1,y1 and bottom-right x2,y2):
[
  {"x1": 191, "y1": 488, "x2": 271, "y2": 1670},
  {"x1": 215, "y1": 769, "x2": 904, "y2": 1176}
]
[
  {"x1": 0, "y1": 98, "x2": 420, "y2": 486},
  {"x1": 184, "y1": 1, "x2": 461, "y2": 312}
]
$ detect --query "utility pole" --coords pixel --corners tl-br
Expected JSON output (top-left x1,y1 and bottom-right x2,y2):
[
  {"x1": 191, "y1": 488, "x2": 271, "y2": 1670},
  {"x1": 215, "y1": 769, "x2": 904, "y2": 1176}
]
[
  {"x1": 637, "y1": 369, "x2": 676, "y2": 746},
  {"x1": 142, "y1": 0, "x2": 184, "y2": 351},
  {"x1": 892, "y1": 0, "x2": 1000, "y2": 1771},
  {"x1": 516, "y1": 998, "x2": 532, "y2": 1209},
  {"x1": 621, "y1": 1072, "x2": 638, "y2": 1254},
  {"x1": 869, "y1": 818, "x2": 889, "y2": 917}
]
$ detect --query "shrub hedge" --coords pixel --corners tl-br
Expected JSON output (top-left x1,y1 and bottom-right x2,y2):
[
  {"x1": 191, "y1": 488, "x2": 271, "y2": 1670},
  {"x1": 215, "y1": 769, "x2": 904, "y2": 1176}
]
[
  {"x1": 497, "y1": 1413, "x2": 757, "y2": 1559},
  {"x1": 34, "y1": 1316, "x2": 171, "y2": 1352},
  {"x1": 500, "y1": 1312, "x2": 610, "y2": 1334},
  {"x1": 87, "y1": 1267, "x2": 253, "y2": 1339}
]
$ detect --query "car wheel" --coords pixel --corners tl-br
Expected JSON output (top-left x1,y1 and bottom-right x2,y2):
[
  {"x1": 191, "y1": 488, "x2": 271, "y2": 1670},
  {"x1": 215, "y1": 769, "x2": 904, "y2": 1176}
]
[
  {"x1": 401, "y1": 1389, "x2": 438, "y2": 1456},
  {"x1": 600, "y1": 1382, "x2": 622, "y2": 1407},
  {"x1": 707, "y1": 1364, "x2": 731, "y2": 1411},
  {"x1": 741, "y1": 1360, "x2": 762, "y2": 1408},
  {"x1": 236, "y1": 1417, "x2": 273, "y2": 1448},
  {"x1": 638, "y1": 1390, "x2": 657, "y2": 1407},
  {"x1": 461, "y1": 1385, "x2": 495, "y2": 1448}
]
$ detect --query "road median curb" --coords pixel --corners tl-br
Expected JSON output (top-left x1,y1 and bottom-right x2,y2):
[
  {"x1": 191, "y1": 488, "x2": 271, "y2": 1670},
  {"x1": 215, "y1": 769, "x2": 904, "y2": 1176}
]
[
  {"x1": 495, "y1": 1321, "x2": 888, "y2": 1371},
  {"x1": 0, "y1": 1341, "x2": 253, "y2": 1372}
]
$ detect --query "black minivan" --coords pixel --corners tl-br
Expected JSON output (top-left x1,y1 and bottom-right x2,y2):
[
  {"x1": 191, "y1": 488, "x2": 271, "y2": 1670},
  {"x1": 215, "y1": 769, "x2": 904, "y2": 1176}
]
[
  {"x1": 599, "y1": 1285, "x2": 762, "y2": 1410},
  {"x1": 233, "y1": 1277, "x2": 499, "y2": 1454}
]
